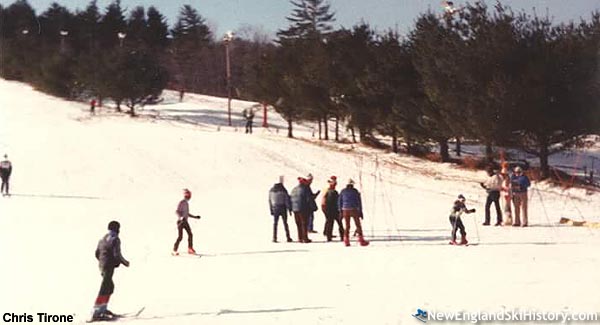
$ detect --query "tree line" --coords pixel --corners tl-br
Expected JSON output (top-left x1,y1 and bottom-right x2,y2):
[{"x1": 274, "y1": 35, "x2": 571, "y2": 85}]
[{"x1": 1, "y1": 0, "x2": 599, "y2": 178}]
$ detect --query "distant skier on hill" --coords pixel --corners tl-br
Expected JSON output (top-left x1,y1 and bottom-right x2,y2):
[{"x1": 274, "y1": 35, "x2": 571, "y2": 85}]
[
  {"x1": 448, "y1": 194, "x2": 476, "y2": 245},
  {"x1": 0, "y1": 154, "x2": 12, "y2": 197},
  {"x1": 90, "y1": 221, "x2": 130, "y2": 322},
  {"x1": 338, "y1": 179, "x2": 369, "y2": 247},
  {"x1": 173, "y1": 189, "x2": 201, "y2": 255},
  {"x1": 269, "y1": 176, "x2": 293, "y2": 243}
]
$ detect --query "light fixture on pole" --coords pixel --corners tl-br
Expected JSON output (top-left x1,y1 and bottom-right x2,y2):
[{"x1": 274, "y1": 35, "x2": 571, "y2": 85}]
[
  {"x1": 60, "y1": 30, "x2": 69, "y2": 53},
  {"x1": 223, "y1": 31, "x2": 234, "y2": 126},
  {"x1": 118, "y1": 32, "x2": 127, "y2": 47}
]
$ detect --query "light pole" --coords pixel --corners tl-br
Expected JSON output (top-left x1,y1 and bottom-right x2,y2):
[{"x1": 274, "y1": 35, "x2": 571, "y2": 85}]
[
  {"x1": 223, "y1": 31, "x2": 234, "y2": 126},
  {"x1": 118, "y1": 32, "x2": 126, "y2": 47},
  {"x1": 60, "y1": 30, "x2": 69, "y2": 53}
]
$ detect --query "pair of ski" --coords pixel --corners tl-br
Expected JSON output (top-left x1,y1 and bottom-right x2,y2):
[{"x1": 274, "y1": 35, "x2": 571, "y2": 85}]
[
  {"x1": 86, "y1": 307, "x2": 145, "y2": 323},
  {"x1": 449, "y1": 241, "x2": 470, "y2": 247}
]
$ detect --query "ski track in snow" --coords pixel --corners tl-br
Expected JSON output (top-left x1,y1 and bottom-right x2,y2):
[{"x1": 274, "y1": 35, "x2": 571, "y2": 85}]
[{"x1": 1, "y1": 79, "x2": 599, "y2": 325}]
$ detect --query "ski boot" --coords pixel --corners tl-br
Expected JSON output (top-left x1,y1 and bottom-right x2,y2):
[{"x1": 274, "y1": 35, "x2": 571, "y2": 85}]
[
  {"x1": 459, "y1": 237, "x2": 468, "y2": 245},
  {"x1": 171, "y1": 250, "x2": 179, "y2": 256},
  {"x1": 188, "y1": 247, "x2": 196, "y2": 254},
  {"x1": 343, "y1": 235, "x2": 350, "y2": 247},
  {"x1": 358, "y1": 236, "x2": 370, "y2": 246}
]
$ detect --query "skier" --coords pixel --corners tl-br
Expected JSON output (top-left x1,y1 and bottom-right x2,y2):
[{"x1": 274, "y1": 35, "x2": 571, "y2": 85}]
[
  {"x1": 338, "y1": 179, "x2": 369, "y2": 247},
  {"x1": 90, "y1": 99, "x2": 96, "y2": 115},
  {"x1": 305, "y1": 173, "x2": 320, "y2": 234},
  {"x1": 290, "y1": 177, "x2": 312, "y2": 243},
  {"x1": 480, "y1": 166, "x2": 503, "y2": 226},
  {"x1": 321, "y1": 176, "x2": 344, "y2": 242},
  {"x1": 510, "y1": 166, "x2": 530, "y2": 227},
  {"x1": 448, "y1": 194, "x2": 476, "y2": 245},
  {"x1": 500, "y1": 165, "x2": 513, "y2": 226},
  {"x1": 90, "y1": 221, "x2": 130, "y2": 322},
  {"x1": 269, "y1": 176, "x2": 293, "y2": 243},
  {"x1": 0, "y1": 154, "x2": 12, "y2": 196},
  {"x1": 243, "y1": 107, "x2": 255, "y2": 134},
  {"x1": 173, "y1": 189, "x2": 201, "y2": 255}
]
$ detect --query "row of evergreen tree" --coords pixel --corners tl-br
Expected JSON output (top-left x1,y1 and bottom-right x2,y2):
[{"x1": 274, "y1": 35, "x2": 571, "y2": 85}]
[{"x1": 1, "y1": 0, "x2": 599, "y2": 178}]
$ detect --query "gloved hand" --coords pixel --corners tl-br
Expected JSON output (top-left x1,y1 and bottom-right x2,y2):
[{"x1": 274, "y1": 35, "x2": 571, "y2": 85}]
[
  {"x1": 122, "y1": 260, "x2": 130, "y2": 267},
  {"x1": 479, "y1": 182, "x2": 486, "y2": 189},
  {"x1": 468, "y1": 208, "x2": 476, "y2": 213},
  {"x1": 359, "y1": 211, "x2": 364, "y2": 219}
]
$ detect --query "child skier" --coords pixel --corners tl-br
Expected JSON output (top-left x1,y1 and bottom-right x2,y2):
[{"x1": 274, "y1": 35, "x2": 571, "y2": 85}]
[
  {"x1": 90, "y1": 221, "x2": 130, "y2": 321},
  {"x1": 449, "y1": 194, "x2": 476, "y2": 245}
]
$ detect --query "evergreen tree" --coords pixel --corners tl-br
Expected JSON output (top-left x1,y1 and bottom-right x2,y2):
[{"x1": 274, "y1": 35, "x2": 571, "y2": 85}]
[
  {"x1": 98, "y1": 0, "x2": 126, "y2": 49},
  {"x1": 126, "y1": 6, "x2": 146, "y2": 49},
  {"x1": 145, "y1": 6, "x2": 169, "y2": 50}
]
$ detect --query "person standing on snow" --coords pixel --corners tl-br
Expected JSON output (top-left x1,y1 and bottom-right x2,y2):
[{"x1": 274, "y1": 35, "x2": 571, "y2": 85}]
[
  {"x1": 305, "y1": 173, "x2": 320, "y2": 234},
  {"x1": 510, "y1": 166, "x2": 530, "y2": 227},
  {"x1": 448, "y1": 194, "x2": 476, "y2": 245},
  {"x1": 269, "y1": 176, "x2": 293, "y2": 243},
  {"x1": 0, "y1": 154, "x2": 12, "y2": 197},
  {"x1": 500, "y1": 165, "x2": 513, "y2": 225},
  {"x1": 243, "y1": 107, "x2": 255, "y2": 134},
  {"x1": 290, "y1": 177, "x2": 312, "y2": 243},
  {"x1": 173, "y1": 189, "x2": 201, "y2": 255},
  {"x1": 322, "y1": 176, "x2": 344, "y2": 242},
  {"x1": 480, "y1": 166, "x2": 503, "y2": 226},
  {"x1": 90, "y1": 221, "x2": 130, "y2": 321},
  {"x1": 338, "y1": 179, "x2": 369, "y2": 247}
]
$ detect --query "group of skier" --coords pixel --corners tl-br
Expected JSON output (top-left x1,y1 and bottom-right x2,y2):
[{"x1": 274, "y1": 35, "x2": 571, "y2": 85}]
[
  {"x1": 268, "y1": 174, "x2": 369, "y2": 247},
  {"x1": 449, "y1": 164, "x2": 532, "y2": 246}
]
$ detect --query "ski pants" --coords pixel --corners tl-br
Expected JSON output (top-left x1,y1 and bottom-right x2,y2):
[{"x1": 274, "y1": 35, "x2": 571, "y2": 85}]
[
  {"x1": 98, "y1": 267, "x2": 115, "y2": 296},
  {"x1": 273, "y1": 213, "x2": 291, "y2": 241},
  {"x1": 1, "y1": 175, "x2": 9, "y2": 194},
  {"x1": 484, "y1": 190, "x2": 502, "y2": 224},
  {"x1": 512, "y1": 192, "x2": 528, "y2": 225},
  {"x1": 174, "y1": 219, "x2": 193, "y2": 251},
  {"x1": 342, "y1": 209, "x2": 364, "y2": 239},
  {"x1": 293, "y1": 211, "x2": 309, "y2": 242},
  {"x1": 307, "y1": 211, "x2": 315, "y2": 231},
  {"x1": 449, "y1": 216, "x2": 466, "y2": 241},
  {"x1": 323, "y1": 211, "x2": 344, "y2": 241},
  {"x1": 245, "y1": 120, "x2": 253, "y2": 133}
]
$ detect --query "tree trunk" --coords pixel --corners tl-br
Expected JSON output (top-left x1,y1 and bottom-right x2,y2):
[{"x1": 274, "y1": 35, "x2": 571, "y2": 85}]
[
  {"x1": 287, "y1": 119, "x2": 294, "y2": 138},
  {"x1": 318, "y1": 121, "x2": 322, "y2": 139},
  {"x1": 323, "y1": 116, "x2": 329, "y2": 140},
  {"x1": 539, "y1": 138, "x2": 550, "y2": 180},
  {"x1": 351, "y1": 127, "x2": 356, "y2": 143},
  {"x1": 485, "y1": 142, "x2": 494, "y2": 164},
  {"x1": 116, "y1": 99, "x2": 121, "y2": 112},
  {"x1": 392, "y1": 135, "x2": 398, "y2": 153},
  {"x1": 455, "y1": 137, "x2": 461, "y2": 157},
  {"x1": 439, "y1": 138, "x2": 450, "y2": 162},
  {"x1": 335, "y1": 116, "x2": 339, "y2": 142},
  {"x1": 359, "y1": 128, "x2": 367, "y2": 144}
]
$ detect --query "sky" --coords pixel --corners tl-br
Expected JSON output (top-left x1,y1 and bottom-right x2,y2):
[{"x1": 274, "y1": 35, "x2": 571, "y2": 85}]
[{"x1": 1, "y1": 0, "x2": 599, "y2": 39}]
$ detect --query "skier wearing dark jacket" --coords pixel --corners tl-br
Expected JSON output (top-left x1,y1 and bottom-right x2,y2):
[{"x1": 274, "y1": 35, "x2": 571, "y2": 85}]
[
  {"x1": 91, "y1": 221, "x2": 130, "y2": 321},
  {"x1": 269, "y1": 176, "x2": 293, "y2": 242},
  {"x1": 1, "y1": 154, "x2": 12, "y2": 196},
  {"x1": 173, "y1": 188, "x2": 201, "y2": 255},
  {"x1": 449, "y1": 194, "x2": 476, "y2": 245},
  {"x1": 338, "y1": 179, "x2": 369, "y2": 247},
  {"x1": 322, "y1": 176, "x2": 344, "y2": 241},
  {"x1": 290, "y1": 177, "x2": 312, "y2": 243}
]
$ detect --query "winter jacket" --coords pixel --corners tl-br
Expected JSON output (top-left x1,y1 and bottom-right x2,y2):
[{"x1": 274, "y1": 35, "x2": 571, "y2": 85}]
[
  {"x1": 176, "y1": 199, "x2": 190, "y2": 221},
  {"x1": 510, "y1": 175, "x2": 530, "y2": 193},
  {"x1": 322, "y1": 188, "x2": 339, "y2": 216},
  {"x1": 290, "y1": 183, "x2": 312, "y2": 213},
  {"x1": 338, "y1": 186, "x2": 362, "y2": 212},
  {"x1": 269, "y1": 183, "x2": 291, "y2": 216},
  {"x1": 482, "y1": 173, "x2": 502, "y2": 192},
  {"x1": 306, "y1": 185, "x2": 319, "y2": 212},
  {"x1": 95, "y1": 231, "x2": 128, "y2": 270},
  {"x1": 449, "y1": 200, "x2": 471, "y2": 218},
  {"x1": 0, "y1": 160, "x2": 12, "y2": 178}
]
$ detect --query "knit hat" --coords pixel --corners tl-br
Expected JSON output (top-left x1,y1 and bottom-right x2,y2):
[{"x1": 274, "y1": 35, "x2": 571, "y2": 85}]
[
  {"x1": 183, "y1": 188, "x2": 191, "y2": 197},
  {"x1": 306, "y1": 173, "x2": 313, "y2": 181},
  {"x1": 347, "y1": 178, "x2": 355, "y2": 185},
  {"x1": 514, "y1": 166, "x2": 522, "y2": 173},
  {"x1": 108, "y1": 220, "x2": 120, "y2": 232},
  {"x1": 458, "y1": 194, "x2": 465, "y2": 201},
  {"x1": 327, "y1": 176, "x2": 337, "y2": 184}
]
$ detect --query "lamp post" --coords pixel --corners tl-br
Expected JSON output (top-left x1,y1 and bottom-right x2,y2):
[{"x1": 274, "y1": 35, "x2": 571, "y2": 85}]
[
  {"x1": 60, "y1": 30, "x2": 69, "y2": 53},
  {"x1": 118, "y1": 32, "x2": 126, "y2": 47},
  {"x1": 223, "y1": 31, "x2": 234, "y2": 126}
]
